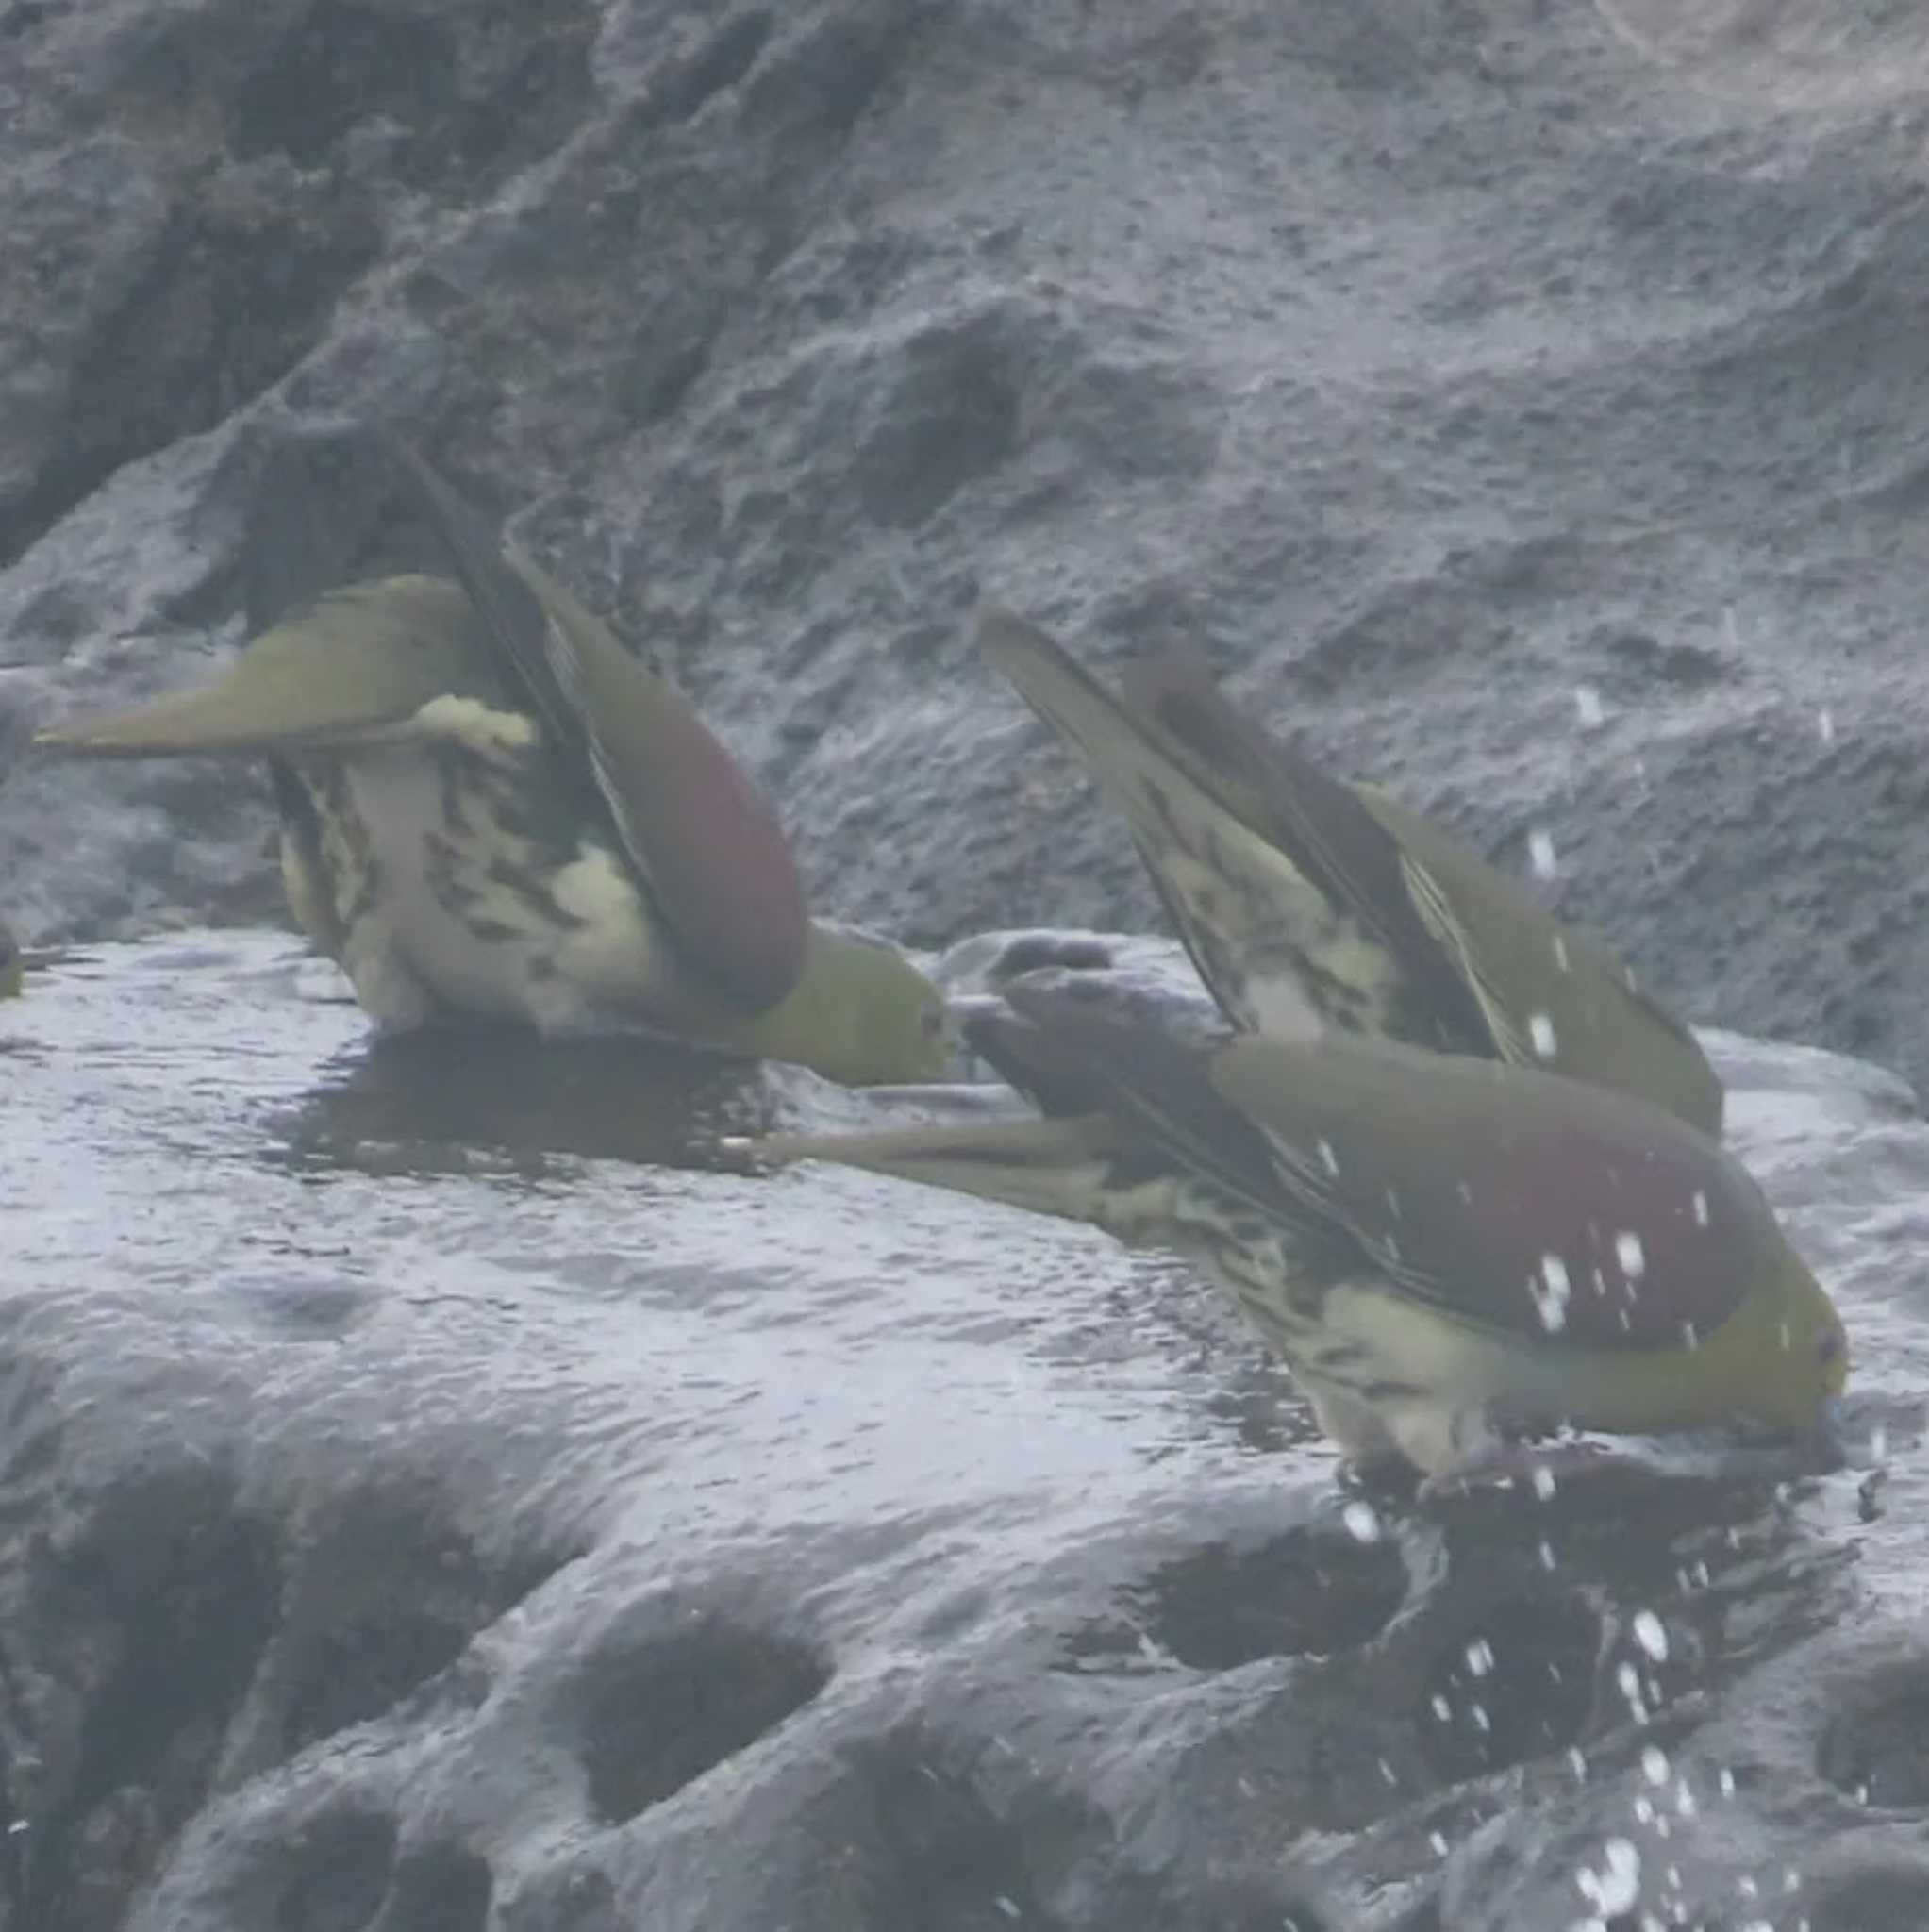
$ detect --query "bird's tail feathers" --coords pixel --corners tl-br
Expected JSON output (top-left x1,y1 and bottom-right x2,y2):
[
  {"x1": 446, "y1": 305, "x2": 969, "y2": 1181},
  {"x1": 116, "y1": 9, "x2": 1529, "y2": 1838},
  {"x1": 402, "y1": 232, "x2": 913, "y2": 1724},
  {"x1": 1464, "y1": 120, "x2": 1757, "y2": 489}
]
[{"x1": 753, "y1": 1112, "x2": 1139, "y2": 1228}]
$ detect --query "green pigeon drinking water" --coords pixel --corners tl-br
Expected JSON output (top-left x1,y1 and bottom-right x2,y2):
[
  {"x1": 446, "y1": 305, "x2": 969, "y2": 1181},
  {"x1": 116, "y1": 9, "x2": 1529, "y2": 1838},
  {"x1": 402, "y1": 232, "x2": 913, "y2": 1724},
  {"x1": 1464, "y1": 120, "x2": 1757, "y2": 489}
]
[
  {"x1": 748, "y1": 974, "x2": 1844, "y2": 1487},
  {"x1": 976, "y1": 608, "x2": 1725, "y2": 1139},
  {"x1": 37, "y1": 441, "x2": 951, "y2": 1086}
]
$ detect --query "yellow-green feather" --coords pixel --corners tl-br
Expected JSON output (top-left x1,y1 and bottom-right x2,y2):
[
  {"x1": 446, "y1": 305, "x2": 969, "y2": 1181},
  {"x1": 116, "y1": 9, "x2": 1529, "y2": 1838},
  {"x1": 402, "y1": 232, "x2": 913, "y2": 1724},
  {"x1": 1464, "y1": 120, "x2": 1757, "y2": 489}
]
[
  {"x1": 1355, "y1": 785, "x2": 1724, "y2": 1138},
  {"x1": 35, "y1": 578, "x2": 498, "y2": 756}
]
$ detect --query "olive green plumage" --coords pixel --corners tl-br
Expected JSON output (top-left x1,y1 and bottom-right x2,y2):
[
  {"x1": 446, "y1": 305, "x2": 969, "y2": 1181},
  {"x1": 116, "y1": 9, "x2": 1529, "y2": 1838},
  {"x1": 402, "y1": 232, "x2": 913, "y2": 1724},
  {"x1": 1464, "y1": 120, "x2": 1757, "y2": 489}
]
[
  {"x1": 0, "y1": 920, "x2": 21, "y2": 1000},
  {"x1": 976, "y1": 608, "x2": 1725, "y2": 1139},
  {"x1": 752, "y1": 974, "x2": 1844, "y2": 1484},
  {"x1": 36, "y1": 443, "x2": 951, "y2": 1087}
]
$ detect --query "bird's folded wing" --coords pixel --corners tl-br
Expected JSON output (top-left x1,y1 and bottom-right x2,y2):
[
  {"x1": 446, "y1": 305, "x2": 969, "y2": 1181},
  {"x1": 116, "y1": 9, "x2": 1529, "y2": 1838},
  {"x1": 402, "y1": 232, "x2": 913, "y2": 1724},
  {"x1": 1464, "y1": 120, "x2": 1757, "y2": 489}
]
[
  {"x1": 975, "y1": 608, "x2": 1495, "y2": 1050},
  {"x1": 995, "y1": 976, "x2": 1339, "y2": 1233},
  {"x1": 1389, "y1": 842, "x2": 1537, "y2": 1066},
  {"x1": 1118, "y1": 649, "x2": 1500, "y2": 1051},
  {"x1": 385, "y1": 436, "x2": 807, "y2": 1013},
  {"x1": 1207, "y1": 1031, "x2": 1755, "y2": 1352},
  {"x1": 1357, "y1": 783, "x2": 1721, "y2": 1129}
]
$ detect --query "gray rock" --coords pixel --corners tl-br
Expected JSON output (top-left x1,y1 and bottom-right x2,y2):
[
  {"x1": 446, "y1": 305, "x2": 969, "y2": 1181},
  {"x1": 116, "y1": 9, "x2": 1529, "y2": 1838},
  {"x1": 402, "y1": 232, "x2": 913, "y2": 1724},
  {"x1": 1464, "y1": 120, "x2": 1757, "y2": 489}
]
[
  {"x1": 4, "y1": 0, "x2": 1929, "y2": 1927},
  {"x1": 0, "y1": 932, "x2": 1921, "y2": 1932}
]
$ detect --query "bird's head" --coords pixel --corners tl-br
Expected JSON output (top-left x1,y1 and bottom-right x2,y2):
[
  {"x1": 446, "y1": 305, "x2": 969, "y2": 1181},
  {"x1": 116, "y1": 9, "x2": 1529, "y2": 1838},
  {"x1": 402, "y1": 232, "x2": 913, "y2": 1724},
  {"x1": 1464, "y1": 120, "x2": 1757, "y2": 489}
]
[
  {"x1": 756, "y1": 923, "x2": 956, "y2": 1086},
  {"x1": 1722, "y1": 1240, "x2": 1850, "y2": 1435}
]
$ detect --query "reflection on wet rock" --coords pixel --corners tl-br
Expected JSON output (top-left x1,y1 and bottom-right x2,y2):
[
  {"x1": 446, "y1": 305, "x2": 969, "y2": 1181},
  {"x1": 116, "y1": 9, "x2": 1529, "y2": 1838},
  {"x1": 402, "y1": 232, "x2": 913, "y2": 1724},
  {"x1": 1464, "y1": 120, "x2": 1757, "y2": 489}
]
[
  {"x1": 0, "y1": 934, "x2": 1918, "y2": 1930},
  {"x1": 266, "y1": 1026, "x2": 788, "y2": 1182},
  {"x1": 1062, "y1": 1526, "x2": 1410, "y2": 1674}
]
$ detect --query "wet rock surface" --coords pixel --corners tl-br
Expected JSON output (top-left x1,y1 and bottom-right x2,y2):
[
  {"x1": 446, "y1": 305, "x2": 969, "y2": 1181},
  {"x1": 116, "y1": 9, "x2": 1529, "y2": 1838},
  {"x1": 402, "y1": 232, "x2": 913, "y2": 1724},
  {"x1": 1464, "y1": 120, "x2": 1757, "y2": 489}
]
[
  {"x1": 0, "y1": 934, "x2": 1919, "y2": 1931},
  {"x1": 4, "y1": 0, "x2": 1929, "y2": 1926}
]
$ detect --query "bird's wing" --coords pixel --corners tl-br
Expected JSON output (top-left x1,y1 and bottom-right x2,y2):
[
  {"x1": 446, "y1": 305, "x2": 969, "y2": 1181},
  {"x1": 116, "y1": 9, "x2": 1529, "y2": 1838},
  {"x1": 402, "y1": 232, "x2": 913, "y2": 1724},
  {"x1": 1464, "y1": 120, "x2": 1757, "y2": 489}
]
[
  {"x1": 1207, "y1": 1029, "x2": 1758, "y2": 1352},
  {"x1": 976, "y1": 608, "x2": 1495, "y2": 1049},
  {"x1": 1117, "y1": 648, "x2": 1501, "y2": 1050},
  {"x1": 994, "y1": 976, "x2": 1350, "y2": 1242},
  {"x1": 384, "y1": 436, "x2": 807, "y2": 1013},
  {"x1": 1381, "y1": 831, "x2": 1538, "y2": 1066},
  {"x1": 1356, "y1": 784, "x2": 1722, "y2": 1131}
]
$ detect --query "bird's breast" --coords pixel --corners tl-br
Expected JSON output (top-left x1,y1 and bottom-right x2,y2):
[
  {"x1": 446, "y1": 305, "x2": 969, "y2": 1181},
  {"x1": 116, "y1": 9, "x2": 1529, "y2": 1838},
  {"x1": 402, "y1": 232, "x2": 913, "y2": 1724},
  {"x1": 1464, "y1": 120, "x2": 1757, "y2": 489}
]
[{"x1": 291, "y1": 723, "x2": 671, "y2": 1034}]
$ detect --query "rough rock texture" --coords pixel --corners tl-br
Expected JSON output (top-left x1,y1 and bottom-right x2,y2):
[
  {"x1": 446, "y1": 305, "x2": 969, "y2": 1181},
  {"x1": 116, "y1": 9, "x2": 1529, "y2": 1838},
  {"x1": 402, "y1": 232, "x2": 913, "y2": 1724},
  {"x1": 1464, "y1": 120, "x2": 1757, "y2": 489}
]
[
  {"x1": 0, "y1": 932, "x2": 1921, "y2": 1932},
  {"x1": 4, "y1": 0, "x2": 1929, "y2": 1927},
  {"x1": 6, "y1": 0, "x2": 1929, "y2": 1093}
]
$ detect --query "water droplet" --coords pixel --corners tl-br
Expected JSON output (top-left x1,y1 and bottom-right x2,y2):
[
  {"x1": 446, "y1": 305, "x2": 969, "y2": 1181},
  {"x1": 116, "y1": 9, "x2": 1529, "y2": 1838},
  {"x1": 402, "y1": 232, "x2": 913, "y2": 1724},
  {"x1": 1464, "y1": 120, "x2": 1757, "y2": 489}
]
[
  {"x1": 1342, "y1": 1500, "x2": 1382, "y2": 1543},
  {"x1": 1615, "y1": 1230, "x2": 1647, "y2": 1279},
  {"x1": 1553, "y1": 934, "x2": 1571, "y2": 973},
  {"x1": 1691, "y1": 1190, "x2": 1709, "y2": 1226},
  {"x1": 1530, "y1": 1011, "x2": 1559, "y2": 1058},
  {"x1": 1538, "y1": 1538, "x2": 1556, "y2": 1571},
  {"x1": 1575, "y1": 685, "x2": 1605, "y2": 728},
  {"x1": 1632, "y1": 1609, "x2": 1669, "y2": 1661},
  {"x1": 1532, "y1": 1464, "x2": 1558, "y2": 1502},
  {"x1": 994, "y1": 1898, "x2": 1022, "y2": 1922},
  {"x1": 1641, "y1": 1745, "x2": 1670, "y2": 1786},
  {"x1": 1569, "y1": 1747, "x2": 1588, "y2": 1781},
  {"x1": 1318, "y1": 1138, "x2": 1340, "y2": 1176},
  {"x1": 1431, "y1": 1693, "x2": 1453, "y2": 1722},
  {"x1": 1429, "y1": 1830, "x2": 1449, "y2": 1857},
  {"x1": 1616, "y1": 1659, "x2": 1649, "y2": 1724},
  {"x1": 1575, "y1": 1838, "x2": 1641, "y2": 1917},
  {"x1": 1465, "y1": 1638, "x2": 1495, "y2": 1676},
  {"x1": 1528, "y1": 828, "x2": 1558, "y2": 879},
  {"x1": 1817, "y1": 708, "x2": 1836, "y2": 744},
  {"x1": 1533, "y1": 1254, "x2": 1573, "y2": 1333},
  {"x1": 1674, "y1": 1779, "x2": 1697, "y2": 1820},
  {"x1": 1718, "y1": 1766, "x2": 1736, "y2": 1798},
  {"x1": 1681, "y1": 1321, "x2": 1700, "y2": 1351}
]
